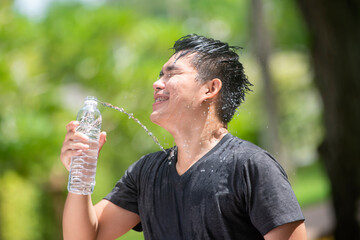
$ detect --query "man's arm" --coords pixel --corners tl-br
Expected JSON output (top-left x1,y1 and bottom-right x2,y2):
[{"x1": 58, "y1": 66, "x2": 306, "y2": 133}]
[
  {"x1": 62, "y1": 194, "x2": 98, "y2": 240},
  {"x1": 264, "y1": 221, "x2": 307, "y2": 240},
  {"x1": 61, "y1": 121, "x2": 140, "y2": 240},
  {"x1": 63, "y1": 194, "x2": 140, "y2": 240},
  {"x1": 95, "y1": 200, "x2": 140, "y2": 240}
]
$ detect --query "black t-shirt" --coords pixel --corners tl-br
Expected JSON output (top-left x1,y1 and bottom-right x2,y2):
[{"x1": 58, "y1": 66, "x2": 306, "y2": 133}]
[{"x1": 105, "y1": 134, "x2": 304, "y2": 239}]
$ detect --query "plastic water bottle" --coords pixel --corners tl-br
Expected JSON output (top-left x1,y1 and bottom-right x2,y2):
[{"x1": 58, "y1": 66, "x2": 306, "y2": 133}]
[{"x1": 67, "y1": 96, "x2": 102, "y2": 195}]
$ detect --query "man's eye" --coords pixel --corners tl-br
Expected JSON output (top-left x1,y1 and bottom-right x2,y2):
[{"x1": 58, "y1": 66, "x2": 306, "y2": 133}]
[
  {"x1": 168, "y1": 72, "x2": 180, "y2": 78},
  {"x1": 161, "y1": 73, "x2": 173, "y2": 79},
  {"x1": 158, "y1": 72, "x2": 178, "y2": 79}
]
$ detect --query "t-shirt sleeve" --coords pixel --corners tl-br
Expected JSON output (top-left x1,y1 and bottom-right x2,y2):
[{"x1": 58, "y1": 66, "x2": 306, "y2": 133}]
[
  {"x1": 241, "y1": 151, "x2": 305, "y2": 236},
  {"x1": 104, "y1": 157, "x2": 144, "y2": 232}
]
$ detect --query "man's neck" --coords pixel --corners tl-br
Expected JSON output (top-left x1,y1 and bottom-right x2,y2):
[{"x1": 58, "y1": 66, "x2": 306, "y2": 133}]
[{"x1": 171, "y1": 120, "x2": 228, "y2": 176}]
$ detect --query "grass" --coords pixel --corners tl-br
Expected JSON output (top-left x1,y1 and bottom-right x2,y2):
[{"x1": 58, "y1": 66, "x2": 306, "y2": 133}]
[
  {"x1": 119, "y1": 230, "x2": 144, "y2": 240},
  {"x1": 291, "y1": 161, "x2": 331, "y2": 207}
]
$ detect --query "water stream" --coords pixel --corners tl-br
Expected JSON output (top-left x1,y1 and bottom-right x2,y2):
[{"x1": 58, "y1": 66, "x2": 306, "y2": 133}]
[{"x1": 98, "y1": 100, "x2": 166, "y2": 153}]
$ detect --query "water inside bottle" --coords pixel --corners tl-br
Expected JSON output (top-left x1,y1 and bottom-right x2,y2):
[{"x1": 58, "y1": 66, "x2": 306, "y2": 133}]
[{"x1": 68, "y1": 138, "x2": 100, "y2": 194}]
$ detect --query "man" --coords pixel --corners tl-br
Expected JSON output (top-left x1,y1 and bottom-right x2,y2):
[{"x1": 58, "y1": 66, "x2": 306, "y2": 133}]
[{"x1": 61, "y1": 34, "x2": 307, "y2": 240}]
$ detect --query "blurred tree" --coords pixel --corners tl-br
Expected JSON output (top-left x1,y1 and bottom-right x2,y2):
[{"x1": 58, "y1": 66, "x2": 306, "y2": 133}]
[
  {"x1": 295, "y1": 0, "x2": 360, "y2": 238},
  {"x1": 250, "y1": 0, "x2": 289, "y2": 172}
]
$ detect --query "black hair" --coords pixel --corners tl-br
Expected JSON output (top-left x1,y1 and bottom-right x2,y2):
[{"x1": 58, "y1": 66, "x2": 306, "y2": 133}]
[{"x1": 172, "y1": 34, "x2": 252, "y2": 124}]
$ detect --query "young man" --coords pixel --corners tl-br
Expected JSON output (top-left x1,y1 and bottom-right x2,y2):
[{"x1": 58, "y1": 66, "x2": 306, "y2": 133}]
[{"x1": 61, "y1": 34, "x2": 307, "y2": 240}]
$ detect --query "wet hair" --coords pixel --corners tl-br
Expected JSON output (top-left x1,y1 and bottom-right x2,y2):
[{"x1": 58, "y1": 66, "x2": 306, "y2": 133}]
[{"x1": 172, "y1": 34, "x2": 252, "y2": 124}]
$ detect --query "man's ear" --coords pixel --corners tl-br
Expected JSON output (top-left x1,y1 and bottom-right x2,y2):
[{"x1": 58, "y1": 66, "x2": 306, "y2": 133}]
[{"x1": 203, "y1": 78, "x2": 222, "y2": 101}]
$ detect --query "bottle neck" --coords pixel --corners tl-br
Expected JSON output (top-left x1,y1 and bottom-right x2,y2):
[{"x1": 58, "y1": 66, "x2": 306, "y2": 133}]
[
  {"x1": 84, "y1": 96, "x2": 98, "y2": 106},
  {"x1": 84, "y1": 100, "x2": 98, "y2": 106}
]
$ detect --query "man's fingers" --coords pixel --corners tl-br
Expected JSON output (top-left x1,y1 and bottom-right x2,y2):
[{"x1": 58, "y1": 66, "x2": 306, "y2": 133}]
[
  {"x1": 99, "y1": 131, "x2": 107, "y2": 152},
  {"x1": 61, "y1": 141, "x2": 89, "y2": 154},
  {"x1": 60, "y1": 140, "x2": 89, "y2": 166},
  {"x1": 73, "y1": 132, "x2": 89, "y2": 142},
  {"x1": 66, "y1": 121, "x2": 79, "y2": 132},
  {"x1": 61, "y1": 121, "x2": 105, "y2": 172},
  {"x1": 64, "y1": 129, "x2": 89, "y2": 143},
  {"x1": 61, "y1": 149, "x2": 83, "y2": 171}
]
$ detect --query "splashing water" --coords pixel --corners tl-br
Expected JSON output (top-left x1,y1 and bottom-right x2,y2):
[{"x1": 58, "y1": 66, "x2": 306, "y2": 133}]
[{"x1": 98, "y1": 100, "x2": 166, "y2": 153}]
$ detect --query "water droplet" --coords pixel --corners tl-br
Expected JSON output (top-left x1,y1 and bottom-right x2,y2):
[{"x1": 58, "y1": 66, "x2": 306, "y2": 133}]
[
  {"x1": 200, "y1": 169, "x2": 205, "y2": 172},
  {"x1": 100, "y1": 101, "x2": 165, "y2": 152}
]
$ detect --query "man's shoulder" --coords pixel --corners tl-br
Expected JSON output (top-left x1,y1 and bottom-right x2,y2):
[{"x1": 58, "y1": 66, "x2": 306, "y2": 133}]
[
  {"x1": 124, "y1": 148, "x2": 172, "y2": 178},
  {"x1": 145, "y1": 147, "x2": 173, "y2": 159},
  {"x1": 136, "y1": 148, "x2": 173, "y2": 166},
  {"x1": 225, "y1": 134, "x2": 267, "y2": 158},
  {"x1": 226, "y1": 134, "x2": 286, "y2": 176}
]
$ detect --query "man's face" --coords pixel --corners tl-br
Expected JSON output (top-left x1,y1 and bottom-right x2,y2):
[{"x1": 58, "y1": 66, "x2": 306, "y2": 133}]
[{"x1": 150, "y1": 53, "x2": 206, "y2": 128}]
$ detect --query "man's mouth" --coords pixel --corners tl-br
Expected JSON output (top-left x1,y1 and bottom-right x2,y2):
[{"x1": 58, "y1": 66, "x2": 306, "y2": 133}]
[{"x1": 154, "y1": 96, "x2": 169, "y2": 103}]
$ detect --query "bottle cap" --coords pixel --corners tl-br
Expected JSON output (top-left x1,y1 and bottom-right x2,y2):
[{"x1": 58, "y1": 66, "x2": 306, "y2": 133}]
[{"x1": 85, "y1": 96, "x2": 98, "y2": 105}]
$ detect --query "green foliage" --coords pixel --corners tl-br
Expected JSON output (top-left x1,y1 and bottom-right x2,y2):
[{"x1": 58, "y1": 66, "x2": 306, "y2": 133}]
[
  {"x1": 0, "y1": 172, "x2": 41, "y2": 240},
  {"x1": 0, "y1": 0, "x2": 325, "y2": 239},
  {"x1": 267, "y1": 0, "x2": 309, "y2": 49},
  {"x1": 292, "y1": 161, "x2": 331, "y2": 207}
]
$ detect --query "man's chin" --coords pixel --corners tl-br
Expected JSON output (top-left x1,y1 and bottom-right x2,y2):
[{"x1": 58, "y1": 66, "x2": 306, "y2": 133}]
[{"x1": 150, "y1": 112, "x2": 161, "y2": 125}]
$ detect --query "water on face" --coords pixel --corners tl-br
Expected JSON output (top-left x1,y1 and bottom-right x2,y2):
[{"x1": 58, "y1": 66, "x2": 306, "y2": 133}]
[{"x1": 98, "y1": 100, "x2": 166, "y2": 153}]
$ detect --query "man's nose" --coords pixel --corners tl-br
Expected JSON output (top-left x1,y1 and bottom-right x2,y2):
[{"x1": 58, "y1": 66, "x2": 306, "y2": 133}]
[{"x1": 153, "y1": 78, "x2": 165, "y2": 91}]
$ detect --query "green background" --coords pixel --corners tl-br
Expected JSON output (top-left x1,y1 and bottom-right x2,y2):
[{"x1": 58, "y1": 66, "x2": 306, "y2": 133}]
[{"x1": 0, "y1": 0, "x2": 328, "y2": 239}]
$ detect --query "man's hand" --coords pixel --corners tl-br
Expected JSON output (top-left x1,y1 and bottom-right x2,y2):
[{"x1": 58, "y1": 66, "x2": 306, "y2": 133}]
[{"x1": 60, "y1": 121, "x2": 107, "y2": 171}]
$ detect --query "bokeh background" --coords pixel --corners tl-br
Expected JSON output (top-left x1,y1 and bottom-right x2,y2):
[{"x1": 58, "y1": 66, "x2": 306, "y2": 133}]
[{"x1": 1, "y1": 0, "x2": 359, "y2": 239}]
